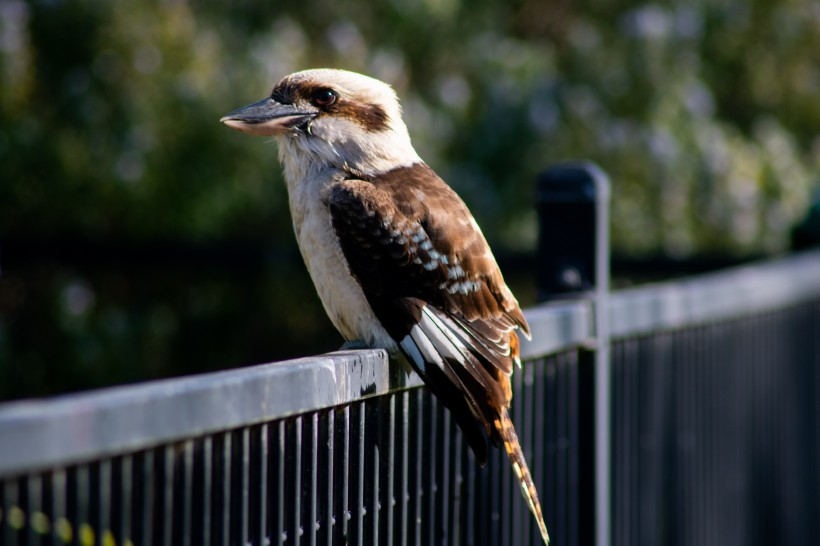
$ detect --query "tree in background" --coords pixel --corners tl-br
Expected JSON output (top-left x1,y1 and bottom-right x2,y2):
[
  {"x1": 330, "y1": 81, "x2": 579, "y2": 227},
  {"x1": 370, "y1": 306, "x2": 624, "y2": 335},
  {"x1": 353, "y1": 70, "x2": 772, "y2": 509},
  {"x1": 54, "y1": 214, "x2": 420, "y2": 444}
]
[{"x1": 0, "y1": 0, "x2": 817, "y2": 398}]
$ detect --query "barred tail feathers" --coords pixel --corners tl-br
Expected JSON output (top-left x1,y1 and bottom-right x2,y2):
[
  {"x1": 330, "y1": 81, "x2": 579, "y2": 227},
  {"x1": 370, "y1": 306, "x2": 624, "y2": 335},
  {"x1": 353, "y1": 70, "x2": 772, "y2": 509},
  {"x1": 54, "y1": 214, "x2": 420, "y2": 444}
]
[{"x1": 494, "y1": 408, "x2": 550, "y2": 545}]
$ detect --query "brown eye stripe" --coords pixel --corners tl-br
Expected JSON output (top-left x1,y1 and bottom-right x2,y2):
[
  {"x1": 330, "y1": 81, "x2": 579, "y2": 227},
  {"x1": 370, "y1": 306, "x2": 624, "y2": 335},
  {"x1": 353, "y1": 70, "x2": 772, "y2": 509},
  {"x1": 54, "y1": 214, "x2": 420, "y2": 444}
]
[{"x1": 336, "y1": 101, "x2": 388, "y2": 132}]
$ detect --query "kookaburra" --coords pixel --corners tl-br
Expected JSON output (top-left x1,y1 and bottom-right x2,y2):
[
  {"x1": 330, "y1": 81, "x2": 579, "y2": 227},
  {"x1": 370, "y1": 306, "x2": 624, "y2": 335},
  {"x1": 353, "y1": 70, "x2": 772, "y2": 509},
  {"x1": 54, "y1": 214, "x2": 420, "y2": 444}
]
[{"x1": 221, "y1": 68, "x2": 549, "y2": 544}]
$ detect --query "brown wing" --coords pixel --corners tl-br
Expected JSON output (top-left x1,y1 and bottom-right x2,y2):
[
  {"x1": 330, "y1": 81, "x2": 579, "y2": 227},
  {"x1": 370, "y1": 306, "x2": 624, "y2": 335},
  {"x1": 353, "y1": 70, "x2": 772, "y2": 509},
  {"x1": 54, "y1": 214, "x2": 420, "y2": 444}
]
[{"x1": 326, "y1": 162, "x2": 529, "y2": 462}]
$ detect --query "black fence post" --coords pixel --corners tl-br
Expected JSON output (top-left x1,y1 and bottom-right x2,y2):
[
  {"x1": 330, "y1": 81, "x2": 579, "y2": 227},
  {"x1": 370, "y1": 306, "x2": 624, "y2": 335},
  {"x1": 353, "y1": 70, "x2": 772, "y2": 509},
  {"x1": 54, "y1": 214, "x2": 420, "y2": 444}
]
[
  {"x1": 536, "y1": 162, "x2": 609, "y2": 301},
  {"x1": 536, "y1": 162, "x2": 611, "y2": 546}
]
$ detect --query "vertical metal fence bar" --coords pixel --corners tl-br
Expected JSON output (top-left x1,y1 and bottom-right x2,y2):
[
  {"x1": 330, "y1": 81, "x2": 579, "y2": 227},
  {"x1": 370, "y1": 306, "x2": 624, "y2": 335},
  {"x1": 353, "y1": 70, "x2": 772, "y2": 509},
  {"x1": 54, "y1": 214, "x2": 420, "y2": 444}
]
[
  {"x1": 812, "y1": 299, "x2": 820, "y2": 543},
  {"x1": 451, "y1": 422, "x2": 463, "y2": 546},
  {"x1": 332, "y1": 406, "x2": 350, "y2": 546},
  {"x1": 463, "y1": 438, "x2": 476, "y2": 546},
  {"x1": 381, "y1": 394, "x2": 396, "y2": 546},
  {"x1": 814, "y1": 299, "x2": 820, "y2": 543},
  {"x1": 51, "y1": 470, "x2": 67, "y2": 546},
  {"x1": 3, "y1": 479, "x2": 18, "y2": 545},
  {"x1": 556, "y1": 351, "x2": 570, "y2": 546},
  {"x1": 439, "y1": 402, "x2": 451, "y2": 545},
  {"x1": 734, "y1": 321, "x2": 750, "y2": 546},
  {"x1": 658, "y1": 334, "x2": 673, "y2": 546},
  {"x1": 98, "y1": 460, "x2": 111, "y2": 546},
  {"x1": 75, "y1": 464, "x2": 90, "y2": 546},
  {"x1": 578, "y1": 348, "x2": 596, "y2": 546},
  {"x1": 180, "y1": 439, "x2": 193, "y2": 546},
  {"x1": 626, "y1": 338, "x2": 639, "y2": 546},
  {"x1": 161, "y1": 445, "x2": 174, "y2": 546},
  {"x1": 239, "y1": 428, "x2": 250, "y2": 546},
  {"x1": 26, "y1": 475, "x2": 41, "y2": 546},
  {"x1": 679, "y1": 326, "x2": 693, "y2": 546},
  {"x1": 366, "y1": 399, "x2": 379, "y2": 546},
  {"x1": 424, "y1": 394, "x2": 437, "y2": 546},
  {"x1": 291, "y1": 416, "x2": 303, "y2": 546},
  {"x1": 118, "y1": 455, "x2": 133, "y2": 546},
  {"x1": 397, "y1": 391, "x2": 409, "y2": 546},
  {"x1": 780, "y1": 310, "x2": 797, "y2": 544},
  {"x1": 275, "y1": 420, "x2": 285, "y2": 546},
  {"x1": 319, "y1": 411, "x2": 333, "y2": 546},
  {"x1": 256, "y1": 423, "x2": 269, "y2": 546},
  {"x1": 611, "y1": 341, "x2": 624, "y2": 546},
  {"x1": 487, "y1": 423, "x2": 501, "y2": 546},
  {"x1": 477, "y1": 431, "x2": 489, "y2": 546},
  {"x1": 567, "y1": 349, "x2": 581, "y2": 546},
  {"x1": 352, "y1": 403, "x2": 364, "y2": 546},
  {"x1": 201, "y1": 436, "x2": 213, "y2": 546},
  {"x1": 740, "y1": 319, "x2": 755, "y2": 546},
  {"x1": 139, "y1": 451, "x2": 154, "y2": 546},
  {"x1": 691, "y1": 326, "x2": 702, "y2": 546},
  {"x1": 711, "y1": 325, "x2": 725, "y2": 546},
  {"x1": 220, "y1": 432, "x2": 232, "y2": 546},
  {"x1": 306, "y1": 412, "x2": 318, "y2": 546},
  {"x1": 409, "y1": 388, "x2": 422, "y2": 546}
]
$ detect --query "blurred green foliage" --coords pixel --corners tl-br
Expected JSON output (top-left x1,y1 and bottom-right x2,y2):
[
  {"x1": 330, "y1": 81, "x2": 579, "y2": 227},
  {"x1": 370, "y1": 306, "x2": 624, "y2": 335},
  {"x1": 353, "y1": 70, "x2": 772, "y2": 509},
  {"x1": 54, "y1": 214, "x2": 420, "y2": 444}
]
[{"x1": 0, "y1": 0, "x2": 818, "y2": 399}]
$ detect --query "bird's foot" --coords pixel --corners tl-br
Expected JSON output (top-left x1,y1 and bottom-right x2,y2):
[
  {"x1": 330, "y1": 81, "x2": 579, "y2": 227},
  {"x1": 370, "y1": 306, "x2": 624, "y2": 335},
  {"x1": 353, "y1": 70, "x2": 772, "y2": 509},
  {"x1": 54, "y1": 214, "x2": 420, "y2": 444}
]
[{"x1": 339, "y1": 339, "x2": 370, "y2": 350}]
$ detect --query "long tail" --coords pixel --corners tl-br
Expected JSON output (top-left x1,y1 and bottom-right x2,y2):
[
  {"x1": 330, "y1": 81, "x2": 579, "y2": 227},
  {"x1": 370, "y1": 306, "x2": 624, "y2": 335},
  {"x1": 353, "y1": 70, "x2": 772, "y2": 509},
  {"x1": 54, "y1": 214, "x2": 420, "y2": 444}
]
[{"x1": 495, "y1": 408, "x2": 550, "y2": 545}]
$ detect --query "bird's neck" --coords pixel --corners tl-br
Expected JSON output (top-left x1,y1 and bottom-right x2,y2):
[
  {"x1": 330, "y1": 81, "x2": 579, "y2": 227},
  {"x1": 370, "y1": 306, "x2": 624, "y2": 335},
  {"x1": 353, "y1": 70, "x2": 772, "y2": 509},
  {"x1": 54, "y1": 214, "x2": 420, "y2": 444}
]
[{"x1": 276, "y1": 127, "x2": 421, "y2": 186}]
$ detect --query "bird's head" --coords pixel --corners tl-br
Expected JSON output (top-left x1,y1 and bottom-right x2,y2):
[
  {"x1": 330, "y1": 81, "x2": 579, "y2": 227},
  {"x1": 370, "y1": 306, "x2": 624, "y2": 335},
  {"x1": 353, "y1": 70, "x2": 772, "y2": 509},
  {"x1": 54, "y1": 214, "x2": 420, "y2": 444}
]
[{"x1": 221, "y1": 69, "x2": 420, "y2": 179}]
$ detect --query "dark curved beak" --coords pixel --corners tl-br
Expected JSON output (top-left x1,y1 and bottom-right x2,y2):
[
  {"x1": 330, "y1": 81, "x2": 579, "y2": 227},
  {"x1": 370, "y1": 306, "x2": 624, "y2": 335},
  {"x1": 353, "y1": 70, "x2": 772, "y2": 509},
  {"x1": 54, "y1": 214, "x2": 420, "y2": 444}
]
[{"x1": 220, "y1": 98, "x2": 316, "y2": 136}]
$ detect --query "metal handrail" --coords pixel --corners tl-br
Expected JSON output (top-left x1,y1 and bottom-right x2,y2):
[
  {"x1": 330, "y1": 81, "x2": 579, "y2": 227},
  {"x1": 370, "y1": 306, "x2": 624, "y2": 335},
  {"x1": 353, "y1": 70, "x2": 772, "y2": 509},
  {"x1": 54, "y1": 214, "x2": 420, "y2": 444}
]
[{"x1": 609, "y1": 248, "x2": 820, "y2": 339}]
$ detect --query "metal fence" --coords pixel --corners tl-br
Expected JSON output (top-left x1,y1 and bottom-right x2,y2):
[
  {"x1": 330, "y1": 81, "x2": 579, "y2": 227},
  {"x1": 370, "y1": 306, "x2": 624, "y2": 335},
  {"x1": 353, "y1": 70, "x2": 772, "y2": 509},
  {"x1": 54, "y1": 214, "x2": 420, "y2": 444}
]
[
  {"x1": 1, "y1": 163, "x2": 820, "y2": 546},
  {"x1": 609, "y1": 253, "x2": 820, "y2": 546},
  {"x1": 2, "y1": 253, "x2": 819, "y2": 546},
  {"x1": 0, "y1": 301, "x2": 594, "y2": 546}
]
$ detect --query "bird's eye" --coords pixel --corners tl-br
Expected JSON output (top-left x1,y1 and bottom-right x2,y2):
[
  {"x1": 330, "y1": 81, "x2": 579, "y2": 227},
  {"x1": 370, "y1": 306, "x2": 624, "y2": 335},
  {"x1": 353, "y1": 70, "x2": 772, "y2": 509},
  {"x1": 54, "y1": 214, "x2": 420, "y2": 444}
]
[{"x1": 312, "y1": 89, "x2": 337, "y2": 107}]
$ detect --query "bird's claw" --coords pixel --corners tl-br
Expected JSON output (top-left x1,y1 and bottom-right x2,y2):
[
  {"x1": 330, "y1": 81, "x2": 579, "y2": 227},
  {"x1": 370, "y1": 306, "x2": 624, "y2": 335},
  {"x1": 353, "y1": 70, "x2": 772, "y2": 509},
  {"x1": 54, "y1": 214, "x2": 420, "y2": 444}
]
[{"x1": 339, "y1": 340, "x2": 370, "y2": 350}]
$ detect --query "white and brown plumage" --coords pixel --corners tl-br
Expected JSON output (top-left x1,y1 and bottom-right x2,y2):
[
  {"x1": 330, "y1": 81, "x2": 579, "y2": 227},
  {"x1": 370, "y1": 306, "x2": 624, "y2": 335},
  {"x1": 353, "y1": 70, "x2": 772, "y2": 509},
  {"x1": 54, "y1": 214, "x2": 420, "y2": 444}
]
[{"x1": 221, "y1": 68, "x2": 549, "y2": 544}]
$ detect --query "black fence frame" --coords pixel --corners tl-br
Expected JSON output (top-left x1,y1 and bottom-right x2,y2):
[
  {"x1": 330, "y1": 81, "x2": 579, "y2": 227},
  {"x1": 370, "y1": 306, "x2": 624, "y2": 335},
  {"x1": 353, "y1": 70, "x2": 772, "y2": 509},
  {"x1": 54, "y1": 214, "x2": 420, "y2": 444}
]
[{"x1": 2, "y1": 163, "x2": 820, "y2": 546}]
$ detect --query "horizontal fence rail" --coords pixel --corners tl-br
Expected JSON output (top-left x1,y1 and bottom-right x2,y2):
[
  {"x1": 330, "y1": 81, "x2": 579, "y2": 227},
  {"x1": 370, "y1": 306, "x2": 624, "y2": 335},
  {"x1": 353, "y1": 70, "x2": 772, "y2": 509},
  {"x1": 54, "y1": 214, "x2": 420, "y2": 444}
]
[
  {"x1": 1, "y1": 248, "x2": 820, "y2": 546},
  {"x1": 608, "y1": 249, "x2": 820, "y2": 338}
]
